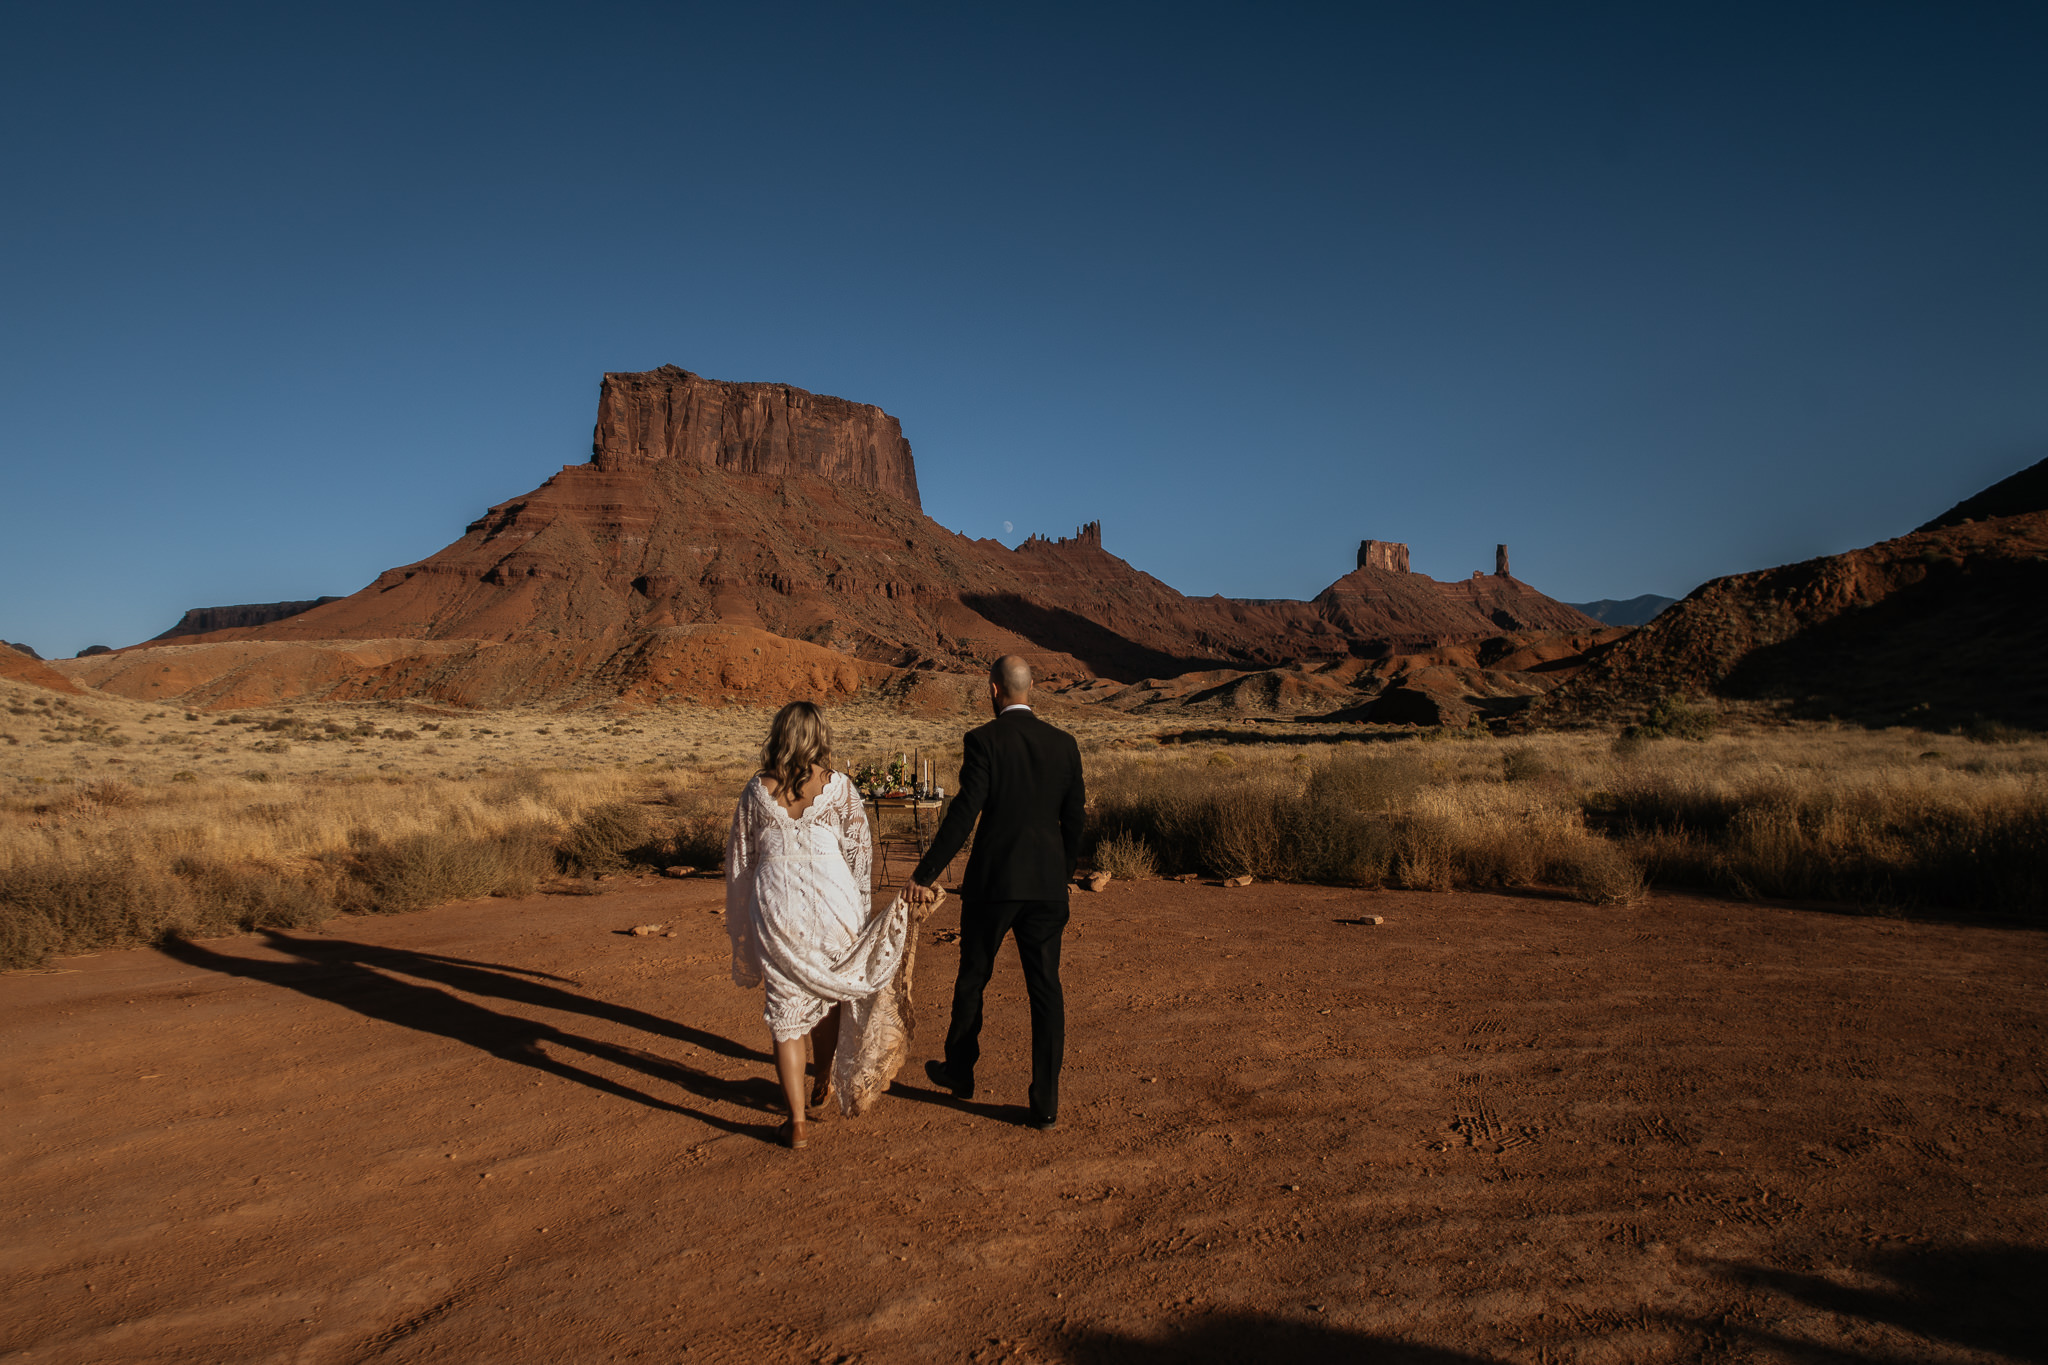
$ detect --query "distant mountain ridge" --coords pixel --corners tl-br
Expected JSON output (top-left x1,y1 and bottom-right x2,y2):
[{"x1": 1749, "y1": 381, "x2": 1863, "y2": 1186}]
[
  {"x1": 1565, "y1": 596, "x2": 1676, "y2": 627},
  {"x1": 88, "y1": 365, "x2": 1597, "y2": 711},
  {"x1": 152, "y1": 599, "x2": 343, "y2": 641}
]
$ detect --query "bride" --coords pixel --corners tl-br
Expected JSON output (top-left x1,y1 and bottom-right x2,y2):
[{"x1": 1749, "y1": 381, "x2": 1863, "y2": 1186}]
[{"x1": 724, "y1": 701, "x2": 930, "y2": 1149}]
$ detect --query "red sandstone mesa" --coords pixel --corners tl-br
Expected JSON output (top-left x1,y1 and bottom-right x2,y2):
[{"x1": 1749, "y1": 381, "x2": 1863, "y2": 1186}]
[
  {"x1": 60, "y1": 367, "x2": 1599, "y2": 712},
  {"x1": 590, "y1": 366, "x2": 921, "y2": 507}
]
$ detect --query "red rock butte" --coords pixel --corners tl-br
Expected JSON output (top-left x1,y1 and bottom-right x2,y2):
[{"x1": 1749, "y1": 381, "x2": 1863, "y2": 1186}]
[
  {"x1": 54, "y1": 366, "x2": 1612, "y2": 713},
  {"x1": 592, "y1": 366, "x2": 920, "y2": 507}
]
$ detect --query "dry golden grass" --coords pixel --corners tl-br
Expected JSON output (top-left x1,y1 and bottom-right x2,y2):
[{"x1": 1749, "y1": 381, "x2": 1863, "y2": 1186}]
[
  {"x1": 6, "y1": 673, "x2": 2043, "y2": 968},
  {"x1": 0, "y1": 679, "x2": 1018, "y2": 968},
  {"x1": 1083, "y1": 724, "x2": 2047, "y2": 915}
]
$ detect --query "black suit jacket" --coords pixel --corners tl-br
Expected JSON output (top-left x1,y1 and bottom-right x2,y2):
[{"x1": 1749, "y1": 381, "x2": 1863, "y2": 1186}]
[{"x1": 912, "y1": 707, "x2": 1086, "y2": 903}]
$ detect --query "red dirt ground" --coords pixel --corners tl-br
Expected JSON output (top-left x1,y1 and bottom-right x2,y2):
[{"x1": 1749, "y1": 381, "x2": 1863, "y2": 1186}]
[{"x1": 4, "y1": 875, "x2": 2044, "y2": 1363}]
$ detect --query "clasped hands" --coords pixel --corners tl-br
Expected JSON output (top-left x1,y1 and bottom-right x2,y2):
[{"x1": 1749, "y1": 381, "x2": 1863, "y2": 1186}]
[{"x1": 898, "y1": 879, "x2": 943, "y2": 907}]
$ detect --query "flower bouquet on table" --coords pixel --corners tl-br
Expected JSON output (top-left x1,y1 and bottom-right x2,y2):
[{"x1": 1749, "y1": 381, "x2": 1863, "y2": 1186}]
[{"x1": 854, "y1": 755, "x2": 916, "y2": 798}]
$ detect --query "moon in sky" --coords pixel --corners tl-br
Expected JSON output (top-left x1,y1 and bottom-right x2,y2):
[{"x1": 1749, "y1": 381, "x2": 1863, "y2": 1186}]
[{"x1": 1002, "y1": 520, "x2": 1013, "y2": 534}]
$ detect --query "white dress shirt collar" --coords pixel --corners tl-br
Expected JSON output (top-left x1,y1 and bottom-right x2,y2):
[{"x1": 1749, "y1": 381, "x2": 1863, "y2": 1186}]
[{"x1": 1000, "y1": 703, "x2": 1033, "y2": 714}]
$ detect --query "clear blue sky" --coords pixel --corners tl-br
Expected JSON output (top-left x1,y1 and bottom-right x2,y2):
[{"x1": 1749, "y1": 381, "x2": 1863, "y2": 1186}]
[{"x1": 4, "y1": 2, "x2": 2045, "y2": 658}]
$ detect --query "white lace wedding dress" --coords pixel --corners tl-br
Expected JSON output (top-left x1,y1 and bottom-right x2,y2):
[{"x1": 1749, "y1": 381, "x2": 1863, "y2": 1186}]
[{"x1": 724, "y1": 771, "x2": 931, "y2": 1116}]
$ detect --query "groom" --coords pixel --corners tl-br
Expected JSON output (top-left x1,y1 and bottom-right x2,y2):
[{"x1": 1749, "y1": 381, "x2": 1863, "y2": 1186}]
[{"x1": 906, "y1": 655, "x2": 1085, "y2": 1130}]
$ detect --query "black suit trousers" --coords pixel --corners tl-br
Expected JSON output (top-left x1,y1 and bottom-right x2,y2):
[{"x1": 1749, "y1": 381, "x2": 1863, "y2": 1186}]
[{"x1": 944, "y1": 898, "x2": 1067, "y2": 1119}]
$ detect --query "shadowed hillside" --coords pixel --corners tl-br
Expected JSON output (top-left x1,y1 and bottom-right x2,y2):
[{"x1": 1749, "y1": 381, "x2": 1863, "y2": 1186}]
[{"x1": 1533, "y1": 460, "x2": 2048, "y2": 730}]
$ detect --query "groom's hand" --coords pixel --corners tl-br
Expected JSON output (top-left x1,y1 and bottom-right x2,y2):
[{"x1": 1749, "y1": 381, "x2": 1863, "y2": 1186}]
[{"x1": 902, "y1": 880, "x2": 939, "y2": 906}]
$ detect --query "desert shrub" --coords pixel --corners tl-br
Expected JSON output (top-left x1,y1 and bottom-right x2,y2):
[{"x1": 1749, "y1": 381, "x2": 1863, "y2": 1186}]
[
  {"x1": 558, "y1": 801, "x2": 653, "y2": 875},
  {"x1": 1385, "y1": 784, "x2": 1646, "y2": 904},
  {"x1": 482, "y1": 770, "x2": 551, "y2": 808},
  {"x1": 665, "y1": 805, "x2": 730, "y2": 869},
  {"x1": 0, "y1": 858, "x2": 193, "y2": 968},
  {"x1": 1610, "y1": 732, "x2": 1650, "y2": 759},
  {"x1": 0, "y1": 908, "x2": 60, "y2": 971},
  {"x1": 649, "y1": 781, "x2": 731, "y2": 866},
  {"x1": 1088, "y1": 755, "x2": 1398, "y2": 884},
  {"x1": 80, "y1": 779, "x2": 142, "y2": 808},
  {"x1": 1501, "y1": 746, "x2": 1553, "y2": 783},
  {"x1": 1288, "y1": 792, "x2": 1397, "y2": 885},
  {"x1": 1609, "y1": 769, "x2": 2048, "y2": 916},
  {"x1": 1591, "y1": 765, "x2": 1803, "y2": 839},
  {"x1": 1093, "y1": 830, "x2": 1157, "y2": 880},
  {"x1": 353, "y1": 824, "x2": 557, "y2": 913},
  {"x1": 1306, "y1": 750, "x2": 1428, "y2": 812},
  {"x1": 1392, "y1": 815, "x2": 1456, "y2": 892},
  {"x1": 1625, "y1": 696, "x2": 1718, "y2": 741},
  {"x1": 168, "y1": 858, "x2": 331, "y2": 935},
  {"x1": 1552, "y1": 838, "x2": 1646, "y2": 905}
]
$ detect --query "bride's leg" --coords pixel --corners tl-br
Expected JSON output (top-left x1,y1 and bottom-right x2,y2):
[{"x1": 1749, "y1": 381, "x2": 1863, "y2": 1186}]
[
  {"x1": 774, "y1": 1036, "x2": 809, "y2": 1138},
  {"x1": 805, "y1": 1009, "x2": 841, "y2": 1113}
]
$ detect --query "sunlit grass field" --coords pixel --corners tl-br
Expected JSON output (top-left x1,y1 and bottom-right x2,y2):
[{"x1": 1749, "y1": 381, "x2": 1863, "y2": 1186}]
[{"x1": 5, "y1": 675, "x2": 2043, "y2": 969}]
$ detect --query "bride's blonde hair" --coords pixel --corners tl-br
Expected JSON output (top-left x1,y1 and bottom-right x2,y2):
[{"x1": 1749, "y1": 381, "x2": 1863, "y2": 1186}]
[{"x1": 760, "y1": 701, "x2": 833, "y2": 797}]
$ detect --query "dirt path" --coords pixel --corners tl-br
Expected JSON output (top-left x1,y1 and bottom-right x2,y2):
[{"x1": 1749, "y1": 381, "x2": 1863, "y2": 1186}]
[{"x1": 4, "y1": 878, "x2": 2044, "y2": 1363}]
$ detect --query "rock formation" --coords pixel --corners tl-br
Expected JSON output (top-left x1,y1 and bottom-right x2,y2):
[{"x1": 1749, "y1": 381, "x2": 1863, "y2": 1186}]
[
  {"x1": 152, "y1": 598, "x2": 343, "y2": 641},
  {"x1": 1533, "y1": 469, "x2": 2048, "y2": 730},
  {"x1": 1916, "y1": 453, "x2": 2048, "y2": 531},
  {"x1": 1567, "y1": 595, "x2": 1677, "y2": 627},
  {"x1": 3, "y1": 640, "x2": 41, "y2": 660},
  {"x1": 1357, "y1": 540, "x2": 1410, "y2": 573},
  {"x1": 91, "y1": 366, "x2": 1596, "y2": 712},
  {"x1": 1, "y1": 645, "x2": 83, "y2": 694},
  {"x1": 1313, "y1": 562, "x2": 1596, "y2": 645},
  {"x1": 1496, "y1": 545, "x2": 1510, "y2": 577},
  {"x1": 591, "y1": 366, "x2": 920, "y2": 507}
]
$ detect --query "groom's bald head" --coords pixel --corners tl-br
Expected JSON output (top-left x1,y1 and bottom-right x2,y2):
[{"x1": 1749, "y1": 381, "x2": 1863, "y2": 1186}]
[{"x1": 990, "y1": 655, "x2": 1032, "y2": 704}]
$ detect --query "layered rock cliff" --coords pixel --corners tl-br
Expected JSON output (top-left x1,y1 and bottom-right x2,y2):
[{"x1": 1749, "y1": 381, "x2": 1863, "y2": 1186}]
[
  {"x1": 117, "y1": 366, "x2": 1597, "y2": 706},
  {"x1": 591, "y1": 366, "x2": 920, "y2": 507},
  {"x1": 152, "y1": 598, "x2": 342, "y2": 641}
]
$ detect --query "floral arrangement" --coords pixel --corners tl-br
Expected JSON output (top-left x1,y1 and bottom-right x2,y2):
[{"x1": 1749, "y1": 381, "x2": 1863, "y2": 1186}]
[{"x1": 854, "y1": 755, "x2": 915, "y2": 798}]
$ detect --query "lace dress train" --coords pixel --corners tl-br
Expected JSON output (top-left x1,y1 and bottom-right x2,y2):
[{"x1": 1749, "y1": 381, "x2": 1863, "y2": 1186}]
[{"x1": 724, "y1": 772, "x2": 933, "y2": 1115}]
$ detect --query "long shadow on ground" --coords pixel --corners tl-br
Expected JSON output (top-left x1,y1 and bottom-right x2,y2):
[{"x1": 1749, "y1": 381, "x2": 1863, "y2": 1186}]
[
  {"x1": 164, "y1": 931, "x2": 782, "y2": 1139},
  {"x1": 886, "y1": 1073, "x2": 1039, "y2": 1129},
  {"x1": 1058, "y1": 1314, "x2": 1499, "y2": 1363},
  {"x1": 1702, "y1": 1242, "x2": 2048, "y2": 1364}
]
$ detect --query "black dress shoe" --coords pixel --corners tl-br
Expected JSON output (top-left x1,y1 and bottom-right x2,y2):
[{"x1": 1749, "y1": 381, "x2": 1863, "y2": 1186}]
[
  {"x1": 1027, "y1": 1113, "x2": 1058, "y2": 1131},
  {"x1": 925, "y1": 1060, "x2": 974, "y2": 1099}
]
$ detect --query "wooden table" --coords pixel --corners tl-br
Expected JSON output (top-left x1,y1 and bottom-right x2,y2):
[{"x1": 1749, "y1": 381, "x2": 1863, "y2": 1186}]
[{"x1": 863, "y1": 795, "x2": 945, "y2": 880}]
